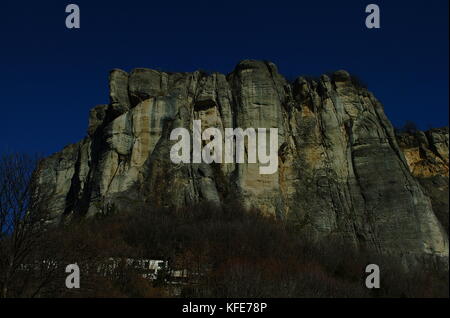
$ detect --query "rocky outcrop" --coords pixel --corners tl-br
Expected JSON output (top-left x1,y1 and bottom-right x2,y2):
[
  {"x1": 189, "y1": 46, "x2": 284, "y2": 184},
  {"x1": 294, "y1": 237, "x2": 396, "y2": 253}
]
[
  {"x1": 33, "y1": 60, "x2": 449, "y2": 261},
  {"x1": 396, "y1": 127, "x2": 448, "y2": 179},
  {"x1": 397, "y1": 128, "x2": 449, "y2": 234}
]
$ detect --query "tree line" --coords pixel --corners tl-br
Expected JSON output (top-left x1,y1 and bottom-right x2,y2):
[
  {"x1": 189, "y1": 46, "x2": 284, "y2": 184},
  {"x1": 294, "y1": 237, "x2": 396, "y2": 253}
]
[{"x1": 0, "y1": 152, "x2": 448, "y2": 297}]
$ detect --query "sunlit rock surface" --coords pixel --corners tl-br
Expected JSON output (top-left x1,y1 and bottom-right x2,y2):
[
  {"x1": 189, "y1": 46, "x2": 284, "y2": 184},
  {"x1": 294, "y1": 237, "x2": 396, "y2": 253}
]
[{"x1": 33, "y1": 60, "x2": 449, "y2": 261}]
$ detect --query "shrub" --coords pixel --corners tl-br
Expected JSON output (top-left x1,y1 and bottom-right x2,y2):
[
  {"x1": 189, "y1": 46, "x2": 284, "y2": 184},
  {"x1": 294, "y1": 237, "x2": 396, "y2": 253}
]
[{"x1": 16, "y1": 202, "x2": 449, "y2": 298}]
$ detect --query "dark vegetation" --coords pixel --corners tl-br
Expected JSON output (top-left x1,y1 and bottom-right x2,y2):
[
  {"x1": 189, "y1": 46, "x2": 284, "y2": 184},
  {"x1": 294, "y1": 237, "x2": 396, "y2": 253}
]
[
  {"x1": 326, "y1": 72, "x2": 368, "y2": 89},
  {"x1": 348, "y1": 74, "x2": 368, "y2": 90},
  {"x1": 0, "y1": 153, "x2": 448, "y2": 298},
  {"x1": 286, "y1": 72, "x2": 368, "y2": 90},
  {"x1": 396, "y1": 120, "x2": 419, "y2": 134}
]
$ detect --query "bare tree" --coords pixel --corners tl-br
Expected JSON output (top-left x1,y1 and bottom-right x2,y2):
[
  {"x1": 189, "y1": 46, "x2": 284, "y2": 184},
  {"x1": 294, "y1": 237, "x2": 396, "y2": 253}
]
[
  {"x1": 401, "y1": 120, "x2": 419, "y2": 134},
  {"x1": 0, "y1": 152, "x2": 50, "y2": 298}
]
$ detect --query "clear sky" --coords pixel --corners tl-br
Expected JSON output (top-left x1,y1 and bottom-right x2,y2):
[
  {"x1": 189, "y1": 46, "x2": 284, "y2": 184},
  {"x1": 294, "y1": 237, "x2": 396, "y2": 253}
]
[{"x1": 0, "y1": 0, "x2": 448, "y2": 155}]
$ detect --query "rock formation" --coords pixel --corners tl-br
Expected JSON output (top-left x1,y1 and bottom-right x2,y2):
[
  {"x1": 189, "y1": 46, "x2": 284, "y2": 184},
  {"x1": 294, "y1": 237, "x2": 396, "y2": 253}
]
[
  {"x1": 397, "y1": 127, "x2": 449, "y2": 234},
  {"x1": 33, "y1": 60, "x2": 449, "y2": 261}
]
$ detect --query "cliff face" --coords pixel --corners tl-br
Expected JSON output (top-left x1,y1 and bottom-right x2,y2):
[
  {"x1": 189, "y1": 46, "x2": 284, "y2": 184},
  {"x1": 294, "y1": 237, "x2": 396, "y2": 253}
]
[
  {"x1": 33, "y1": 60, "x2": 448, "y2": 260},
  {"x1": 397, "y1": 128, "x2": 449, "y2": 234}
]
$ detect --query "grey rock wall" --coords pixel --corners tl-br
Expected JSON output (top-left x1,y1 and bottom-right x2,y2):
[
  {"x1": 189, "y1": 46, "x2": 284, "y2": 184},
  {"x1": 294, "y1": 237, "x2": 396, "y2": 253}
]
[{"x1": 33, "y1": 60, "x2": 449, "y2": 260}]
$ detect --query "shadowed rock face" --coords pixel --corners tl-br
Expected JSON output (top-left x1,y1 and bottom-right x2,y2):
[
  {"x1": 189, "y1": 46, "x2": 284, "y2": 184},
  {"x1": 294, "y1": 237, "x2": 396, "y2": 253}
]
[
  {"x1": 33, "y1": 60, "x2": 449, "y2": 260},
  {"x1": 397, "y1": 128, "x2": 449, "y2": 234}
]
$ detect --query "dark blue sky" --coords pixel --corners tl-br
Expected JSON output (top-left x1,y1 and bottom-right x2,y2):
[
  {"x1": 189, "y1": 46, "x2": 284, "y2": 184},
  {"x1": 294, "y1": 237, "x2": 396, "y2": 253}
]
[{"x1": 1, "y1": 0, "x2": 448, "y2": 155}]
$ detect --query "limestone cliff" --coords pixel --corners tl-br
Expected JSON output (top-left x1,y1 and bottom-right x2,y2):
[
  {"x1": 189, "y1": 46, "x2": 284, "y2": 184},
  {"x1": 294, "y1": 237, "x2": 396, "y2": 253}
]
[
  {"x1": 33, "y1": 60, "x2": 449, "y2": 261},
  {"x1": 397, "y1": 127, "x2": 449, "y2": 234}
]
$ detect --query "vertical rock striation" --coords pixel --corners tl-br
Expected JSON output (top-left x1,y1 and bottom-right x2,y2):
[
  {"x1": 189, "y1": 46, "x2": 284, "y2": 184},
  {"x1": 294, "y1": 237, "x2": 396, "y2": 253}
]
[
  {"x1": 397, "y1": 127, "x2": 449, "y2": 234},
  {"x1": 33, "y1": 60, "x2": 448, "y2": 261}
]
